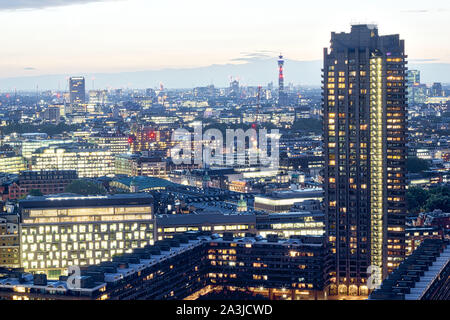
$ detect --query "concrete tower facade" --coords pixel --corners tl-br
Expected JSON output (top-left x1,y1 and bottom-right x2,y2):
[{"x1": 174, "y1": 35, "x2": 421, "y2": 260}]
[{"x1": 323, "y1": 25, "x2": 407, "y2": 296}]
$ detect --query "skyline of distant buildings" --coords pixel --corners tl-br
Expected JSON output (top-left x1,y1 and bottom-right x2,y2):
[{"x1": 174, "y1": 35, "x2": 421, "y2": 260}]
[{"x1": 0, "y1": 23, "x2": 448, "y2": 301}]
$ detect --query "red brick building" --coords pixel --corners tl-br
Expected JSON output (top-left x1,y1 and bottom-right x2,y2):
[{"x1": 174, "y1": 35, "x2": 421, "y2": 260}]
[{"x1": 7, "y1": 170, "x2": 78, "y2": 200}]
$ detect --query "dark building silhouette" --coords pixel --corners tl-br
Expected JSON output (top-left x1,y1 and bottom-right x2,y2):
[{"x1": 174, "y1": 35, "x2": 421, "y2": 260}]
[
  {"x1": 323, "y1": 24, "x2": 407, "y2": 296},
  {"x1": 431, "y1": 82, "x2": 443, "y2": 97}
]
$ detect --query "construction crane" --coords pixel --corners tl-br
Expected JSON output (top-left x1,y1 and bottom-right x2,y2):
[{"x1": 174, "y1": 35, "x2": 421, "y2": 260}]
[{"x1": 252, "y1": 85, "x2": 262, "y2": 129}]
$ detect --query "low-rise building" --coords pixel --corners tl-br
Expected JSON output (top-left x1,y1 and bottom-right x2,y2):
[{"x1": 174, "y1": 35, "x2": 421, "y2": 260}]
[
  {"x1": 369, "y1": 239, "x2": 450, "y2": 300},
  {"x1": 155, "y1": 210, "x2": 325, "y2": 240},
  {"x1": 7, "y1": 170, "x2": 78, "y2": 200},
  {"x1": 254, "y1": 189, "x2": 323, "y2": 212},
  {"x1": 0, "y1": 232, "x2": 331, "y2": 300}
]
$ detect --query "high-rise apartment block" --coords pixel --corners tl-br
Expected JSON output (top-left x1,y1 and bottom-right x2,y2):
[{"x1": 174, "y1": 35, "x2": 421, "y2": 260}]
[{"x1": 323, "y1": 25, "x2": 407, "y2": 296}]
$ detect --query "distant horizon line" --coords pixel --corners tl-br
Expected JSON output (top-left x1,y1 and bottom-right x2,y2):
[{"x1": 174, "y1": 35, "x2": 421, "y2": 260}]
[
  {"x1": 3, "y1": 57, "x2": 450, "y2": 80},
  {"x1": 1, "y1": 58, "x2": 450, "y2": 91}
]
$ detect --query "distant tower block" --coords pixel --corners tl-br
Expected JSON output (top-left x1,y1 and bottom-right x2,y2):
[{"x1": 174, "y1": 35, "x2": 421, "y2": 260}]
[{"x1": 278, "y1": 54, "x2": 285, "y2": 105}]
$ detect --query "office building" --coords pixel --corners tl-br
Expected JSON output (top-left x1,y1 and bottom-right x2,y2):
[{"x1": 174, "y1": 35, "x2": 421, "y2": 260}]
[
  {"x1": 0, "y1": 214, "x2": 20, "y2": 268},
  {"x1": 431, "y1": 82, "x2": 443, "y2": 97},
  {"x1": 88, "y1": 133, "x2": 130, "y2": 155},
  {"x1": 323, "y1": 24, "x2": 407, "y2": 295},
  {"x1": 128, "y1": 127, "x2": 160, "y2": 153},
  {"x1": 0, "y1": 152, "x2": 26, "y2": 175},
  {"x1": 18, "y1": 193, "x2": 155, "y2": 278},
  {"x1": 20, "y1": 139, "x2": 73, "y2": 160},
  {"x1": 406, "y1": 69, "x2": 420, "y2": 105},
  {"x1": 40, "y1": 106, "x2": 61, "y2": 123},
  {"x1": 88, "y1": 90, "x2": 108, "y2": 105},
  {"x1": 114, "y1": 154, "x2": 166, "y2": 178},
  {"x1": 229, "y1": 79, "x2": 240, "y2": 98},
  {"x1": 31, "y1": 143, "x2": 114, "y2": 178},
  {"x1": 69, "y1": 77, "x2": 86, "y2": 105}
]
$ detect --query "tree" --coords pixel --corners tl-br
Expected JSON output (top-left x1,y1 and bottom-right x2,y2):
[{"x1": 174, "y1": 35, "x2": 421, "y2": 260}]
[
  {"x1": 64, "y1": 179, "x2": 107, "y2": 196},
  {"x1": 28, "y1": 189, "x2": 43, "y2": 197},
  {"x1": 429, "y1": 186, "x2": 450, "y2": 197},
  {"x1": 424, "y1": 194, "x2": 450, "y2": 212},
  {"x1": 407, "y1": 157, "x2": 430, "y2": 174},
  {"x1": 291, "y1": 118, "x2": 322, "y2": 134},
  {"x1": 0, "y1": 122, "x2": 81, "y2": 135},
  {"x1": 406, "y1": 187, "x2": 429, "y2": 213},
  {"x1": 407, "y1": 185, "x2": 450, "y2": 213}
]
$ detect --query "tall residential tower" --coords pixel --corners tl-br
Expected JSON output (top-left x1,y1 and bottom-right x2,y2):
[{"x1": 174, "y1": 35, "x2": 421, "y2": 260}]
[{"x1": 323, "y1": 25, "x2": 407, "y2": 296}]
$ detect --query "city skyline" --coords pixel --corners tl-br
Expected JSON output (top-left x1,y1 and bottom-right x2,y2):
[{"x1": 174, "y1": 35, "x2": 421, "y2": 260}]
[
  {"x1": 0, "y1": 0, "x2": 448, "y2": 303},
  {"x1": 1, "y1": 0, "x2": 449, "y2": 85}
]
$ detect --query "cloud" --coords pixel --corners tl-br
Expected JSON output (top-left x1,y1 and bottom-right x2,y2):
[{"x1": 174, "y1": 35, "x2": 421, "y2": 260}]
[
  {"x1": 23, "y1": 67, "x2": 36, "y2": 70},
  {"x1": 400, "y1": 9, "x2": 429, "y2": 13},
  {"x1": 410, "y1": 58, "x2": 439, "y2": 62},
  {"x1": 0, "y1": 0, "x2": 113, "y2": 10},
  {"x1": 230, "y1": 51, "x2": 278, "y2": 63},
  {"x1": 400, "y1": 8, "x2": 449, "y2": 14}
]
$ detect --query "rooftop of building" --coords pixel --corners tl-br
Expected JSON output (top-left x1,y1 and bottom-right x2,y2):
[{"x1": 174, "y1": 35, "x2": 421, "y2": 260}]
[
  {"x1": 0, "y1": 232, "x2": 325, "y2": 295},
  {"x1": 329, "y1": 24, "x2": 404, "y2": 53},
  {"x1": 89, "y1": 132, "x2": 128, "y2": 138},
  {"x1": 255, "y1": 188, "x2": 324, "y2": 200},
  {"x1": 157, "y1": 210, "x2": 324, "y2": 227},
  {"x1": 112, "y1": 176, "x2": 174, "y2": 190},
  {"x1": 18, "y1": 192, "x2": 153, "y2": 209},
  {"x1": 369, "y1": 239, "x2": 449, "y2": 300},
  {"x1": 115, "y1": 152, "x2": 163, "y2": 160},
  {"x1": 32, "y1": 142, "x2": 110, "y2": 154},
  {"x1": 18, "y1": 170, "x2": 78, "y2": 178},
  {"x1": 157, "y1": 212, "x2": 256, "y2": 226}
]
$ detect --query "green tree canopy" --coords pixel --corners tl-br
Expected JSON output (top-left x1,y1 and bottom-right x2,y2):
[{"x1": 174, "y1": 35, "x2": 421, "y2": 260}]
[
  {"x1": 0, "y1": 122, "x2": 80, "y2": 136},
  {"x1": 407, "y1": 157, "x2": 430, "y2": 174},
  {"x1": 64, "y1": 179, "x2": 107, "y2": 196},
  {"x1": 407, "y1": 185, "x2": 450, "y2": 213},
  {"x1": 406, "y1": 187, "x2": 429, "y2": 214},
  {"x1": 291, "y1": 118, "x2": 322, "y2": 133},
  {"x1": 424, "y1": 194, "x2": 450, "y2": 212},
  {"x1": 28, "y1": 189, "x2": 43, "y2": 197}
]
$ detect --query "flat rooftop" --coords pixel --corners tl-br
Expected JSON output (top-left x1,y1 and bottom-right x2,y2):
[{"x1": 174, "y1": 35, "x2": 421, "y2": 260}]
[{"x1": 19, "y1": 193, "x2": 154, "y2": 209}]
